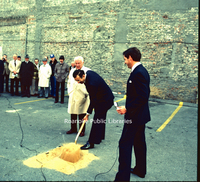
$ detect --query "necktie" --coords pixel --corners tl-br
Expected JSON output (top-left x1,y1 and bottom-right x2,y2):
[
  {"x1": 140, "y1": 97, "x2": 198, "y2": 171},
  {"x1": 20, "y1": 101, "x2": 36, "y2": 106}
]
[{"x1": 14, "y1": 61, "x2": 16, "y2": 67}]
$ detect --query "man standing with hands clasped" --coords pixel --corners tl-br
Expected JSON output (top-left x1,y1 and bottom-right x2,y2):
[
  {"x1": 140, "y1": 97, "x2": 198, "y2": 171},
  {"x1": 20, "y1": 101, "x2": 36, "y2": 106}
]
[
  {"x1": 9, "y1": 54, "x2": 21, "y2": 96},
  {"x1": 114, "y1": 47, "x2": 151, "y2": 181}
]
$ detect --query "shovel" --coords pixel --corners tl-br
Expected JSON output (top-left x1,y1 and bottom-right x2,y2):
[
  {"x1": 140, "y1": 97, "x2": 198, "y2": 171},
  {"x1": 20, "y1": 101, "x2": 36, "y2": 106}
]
[{"x1": 75, "y1": 119, "x2": 87, "y2": 144}]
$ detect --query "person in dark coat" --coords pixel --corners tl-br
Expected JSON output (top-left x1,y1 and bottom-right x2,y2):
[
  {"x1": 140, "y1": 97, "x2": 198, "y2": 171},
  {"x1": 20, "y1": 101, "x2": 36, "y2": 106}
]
[
  {"x1": 49, "y1": 54, "x2": 57, "y2": 98},
  {"x1": 30, "y1": 58, "x2": 40, "y2": 96},
  {"x1": 19, "y1": 54, "x2": 34, "y2": 97},
  {"x1": 0, "y1": 59, "x2": 4, "y2": 94},
  {"x1": 2, "y1": 54, "x2": 10, "y2": 93},
  {"x1": 54, "y1": 55, "x2": 69, "y2": 104},
  {"x1": 114, "y1": 47, "x2": 151, "y2": 181},
  {"x1": 73, "y1": 69, "x2": 114, "y2": 150}
]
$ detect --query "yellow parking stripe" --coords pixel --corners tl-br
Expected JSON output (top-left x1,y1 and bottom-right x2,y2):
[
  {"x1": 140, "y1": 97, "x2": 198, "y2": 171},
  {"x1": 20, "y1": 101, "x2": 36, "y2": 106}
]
[
  {"x1": 115, "y1": 95, "x2": 126, "y2": 103},
  {"x1": 14, "y1": 94, "x2": 69, "y2": 105},
  {"x1": 156, "y1": 102, "x2": 183, "y2": 132},
  {"x1": 14, "y1": 98, "x2": 52, "y2": 105}
]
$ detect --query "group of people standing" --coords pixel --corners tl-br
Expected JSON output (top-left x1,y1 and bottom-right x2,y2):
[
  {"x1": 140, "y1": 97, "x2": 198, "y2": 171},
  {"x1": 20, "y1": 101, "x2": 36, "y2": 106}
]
[
  {"x1": 0, "y1": 47, "x2": 151, "y2": 181},
  {"x1": 0, "y1": 54, "x2": 69, "y2": 103}
]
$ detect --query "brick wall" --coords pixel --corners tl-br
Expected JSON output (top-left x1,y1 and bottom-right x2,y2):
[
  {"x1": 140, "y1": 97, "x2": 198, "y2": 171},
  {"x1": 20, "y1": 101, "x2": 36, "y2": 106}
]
[{"x1": 0, "y1": 0, "x2": 198, "y2": 103}]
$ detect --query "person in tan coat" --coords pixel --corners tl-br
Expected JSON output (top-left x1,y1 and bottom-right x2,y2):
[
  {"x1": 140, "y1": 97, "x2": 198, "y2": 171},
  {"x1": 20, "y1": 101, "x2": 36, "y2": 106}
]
[
  {"x1": 66, "y1": 56, "x2": 90, "y2": 137},
  {"x1": 9, "y1": 54, "x2": 21, "y2": 96}
]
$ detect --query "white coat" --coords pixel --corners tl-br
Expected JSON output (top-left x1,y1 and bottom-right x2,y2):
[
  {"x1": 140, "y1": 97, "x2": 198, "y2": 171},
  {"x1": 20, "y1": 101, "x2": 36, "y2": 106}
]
[
  {"x1": 9, "y1": 60, "x2": 21, "y2": 79},
  {"x1": 67, "y1": 66, "x2": 91, "y2": 114},
  {"x1": 38, "y1": 64, "x2": 52, "y2": 87}
]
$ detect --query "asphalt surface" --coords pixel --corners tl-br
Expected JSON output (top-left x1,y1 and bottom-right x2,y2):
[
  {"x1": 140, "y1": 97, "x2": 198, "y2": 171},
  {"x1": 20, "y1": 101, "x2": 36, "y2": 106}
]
[{"x1": 0, "y1": 91, "x2": 198, "y2": 181}]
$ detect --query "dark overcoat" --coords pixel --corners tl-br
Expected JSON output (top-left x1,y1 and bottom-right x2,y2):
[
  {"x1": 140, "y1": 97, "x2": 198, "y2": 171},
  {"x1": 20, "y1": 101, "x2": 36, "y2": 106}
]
[
  {"x1": 0, "y1": 60, "x2": 4, "y2": 92},
  {"x1": 19, "y1": 61, "x2": 34, "y2": 86}
]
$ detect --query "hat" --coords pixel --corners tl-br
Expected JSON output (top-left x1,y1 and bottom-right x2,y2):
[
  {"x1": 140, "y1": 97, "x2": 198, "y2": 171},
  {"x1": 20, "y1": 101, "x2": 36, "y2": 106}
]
[
  {"x1": 25, "y1": 54, "x2": 29, "y2": 59},
  {"x1": 42, "y1": 58, "x2": 47, "y2": 62},
  {"x1": 50, "y1": 54, "x2": 55, "y2": 58},
  {"x1": 59, "y1": 55, "x2": 64, "y2": 60},
  {"x1": 17, "y1": 56, "x2": 21, "y2": 58}
]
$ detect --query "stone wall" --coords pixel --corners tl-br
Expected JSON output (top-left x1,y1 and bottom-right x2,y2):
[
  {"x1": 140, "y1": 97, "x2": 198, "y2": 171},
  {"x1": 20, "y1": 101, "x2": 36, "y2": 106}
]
[{"x1": 0, "y1": 0, "x2": 198, "y2": 103}]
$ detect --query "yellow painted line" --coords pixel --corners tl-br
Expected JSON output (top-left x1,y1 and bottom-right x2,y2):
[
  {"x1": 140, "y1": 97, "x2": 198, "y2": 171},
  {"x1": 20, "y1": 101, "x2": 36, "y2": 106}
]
[
  {"x1": 14, "y1": 94, "x2": 69, "y2": 105},
  {"x1": 14, "y1": 93, "x2": 126, "y2": 105},
  {"x1": 14, "y1": 98, "x2": 51, "y2": 105},
  {"x1": 156, "y1": 102, "x2": 183, "y2": 132},
  {"x1": 115, "y1": 95, "x2": 126, "y2": 103}
]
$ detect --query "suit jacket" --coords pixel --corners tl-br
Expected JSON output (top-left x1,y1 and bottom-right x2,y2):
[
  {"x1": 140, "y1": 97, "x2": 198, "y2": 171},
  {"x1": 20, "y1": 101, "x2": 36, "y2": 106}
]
[
  {"x1": 33, "y1": 63, "x2": 39, "y2": 79},
  {"x1": 3, "y1": 59, "x2": 10, "y2": 75},
  {"x1": 125, "y1": 64, "x2": 151, "y2": 125},
  {"x1": 54, "y1": 62, "x2": 69, "y2": 82},
  {"x1": 84, "y1": 70, "x2": 114, "y2": 114},
  {"x1": 9, "y1": 60, "x2": 21, "y2": 79},
  {"x1": 19, "y1": 61, "x2": 34, "y2": 86}
]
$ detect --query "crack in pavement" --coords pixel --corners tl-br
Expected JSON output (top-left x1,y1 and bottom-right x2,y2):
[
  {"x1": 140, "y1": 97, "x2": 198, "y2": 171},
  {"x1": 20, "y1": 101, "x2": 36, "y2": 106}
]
[{"x1": 3, "y1": 95, "x2": 47, "y2": 181}]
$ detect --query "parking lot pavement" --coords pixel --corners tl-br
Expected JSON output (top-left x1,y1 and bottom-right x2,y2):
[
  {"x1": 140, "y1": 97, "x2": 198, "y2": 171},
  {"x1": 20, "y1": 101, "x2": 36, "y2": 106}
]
[{"x1": 0, "y1": 93, "x2": 198, "y2": 181}]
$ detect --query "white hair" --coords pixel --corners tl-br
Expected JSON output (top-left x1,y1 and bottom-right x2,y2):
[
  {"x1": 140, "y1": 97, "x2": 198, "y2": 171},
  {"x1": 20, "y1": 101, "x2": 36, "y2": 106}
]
[{"x1": 74, "y1": 56, "x2": 84, "y2": 62}]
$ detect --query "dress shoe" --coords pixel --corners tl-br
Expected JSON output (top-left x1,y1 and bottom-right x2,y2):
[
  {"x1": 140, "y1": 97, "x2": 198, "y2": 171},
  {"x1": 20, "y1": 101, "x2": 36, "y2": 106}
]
[
  {"x1": 80, "y1": 132, "x2": 85, "y2": 137},
  {"x1": 130, "y1": 168, "x2": 145, "y2": 178},
  {"x1": 80, "y1": 141, "x2": 94, "y2": 150},
  {"x1": 60, "y1": 101, "x2": 64, "y2": 104},
  {"x1": 45, "y1": 97, "x2": 48, "y2": 99},
  {"x1": 66, "y1": 129, "x2": 77, "y2": 134},
  {"x1": 54, "y1": 101, "x2": 58, "y2": 103}
]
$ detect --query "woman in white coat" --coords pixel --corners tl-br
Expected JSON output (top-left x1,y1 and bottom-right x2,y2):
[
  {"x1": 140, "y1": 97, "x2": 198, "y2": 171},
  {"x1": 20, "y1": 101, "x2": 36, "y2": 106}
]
[
  {"x1": 38, "y1": 58, "x2": 52, "y2": 98},
  {"x1": 67, "y1": 56, "x2": 90, "y2": 137}
]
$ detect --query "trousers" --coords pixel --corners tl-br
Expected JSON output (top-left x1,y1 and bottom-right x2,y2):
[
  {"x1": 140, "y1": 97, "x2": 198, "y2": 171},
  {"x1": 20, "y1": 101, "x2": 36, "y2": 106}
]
[
  {"x1": 115, "y1": 124, "x2": 146, "y2": 181},
  {"x1": 55, "y1": 81, "x2": 65, "y2": 102},
  {"x1": 70, "y1": 114, "x2": 86, "y2": 133},
  {"x1": 10, "y1": 77, "x2": 19, "y2": 95}
]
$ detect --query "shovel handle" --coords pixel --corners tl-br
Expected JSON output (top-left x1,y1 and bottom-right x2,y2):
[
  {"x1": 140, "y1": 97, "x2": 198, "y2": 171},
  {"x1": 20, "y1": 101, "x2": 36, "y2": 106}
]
[{"x1": 75, "y1": 119, "x2": 87, "y2": 144}]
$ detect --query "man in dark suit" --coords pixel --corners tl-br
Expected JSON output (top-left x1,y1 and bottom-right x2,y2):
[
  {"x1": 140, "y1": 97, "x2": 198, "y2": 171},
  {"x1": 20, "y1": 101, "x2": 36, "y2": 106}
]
[
  {"x1": 73, "y1": 69, "x2": 114, "y2": 150},
  {"x1": 114, "y1": 47, "x2": 151, "y2": 181},
  {"x1": 19, "y1": 54, "x2": 34, "y2": 97}
]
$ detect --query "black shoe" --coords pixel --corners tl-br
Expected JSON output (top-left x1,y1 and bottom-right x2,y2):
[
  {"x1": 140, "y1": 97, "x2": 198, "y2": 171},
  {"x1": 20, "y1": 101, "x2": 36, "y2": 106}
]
[
  {"x1": 66, "y1": 129, "x2": 77, "y2": 134},
  {"x1": 130, "y1": 168, "x2": 145, "y2": 178},
  {"x1": 11, "y1": 93, "x2": 14, "y2": 96},
  {"x1": 80, "y1": 132, "x2": 85, "y2": 137},
  {"x1": 80, "y1": 141, "x2": 94, "y2": 150}
]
